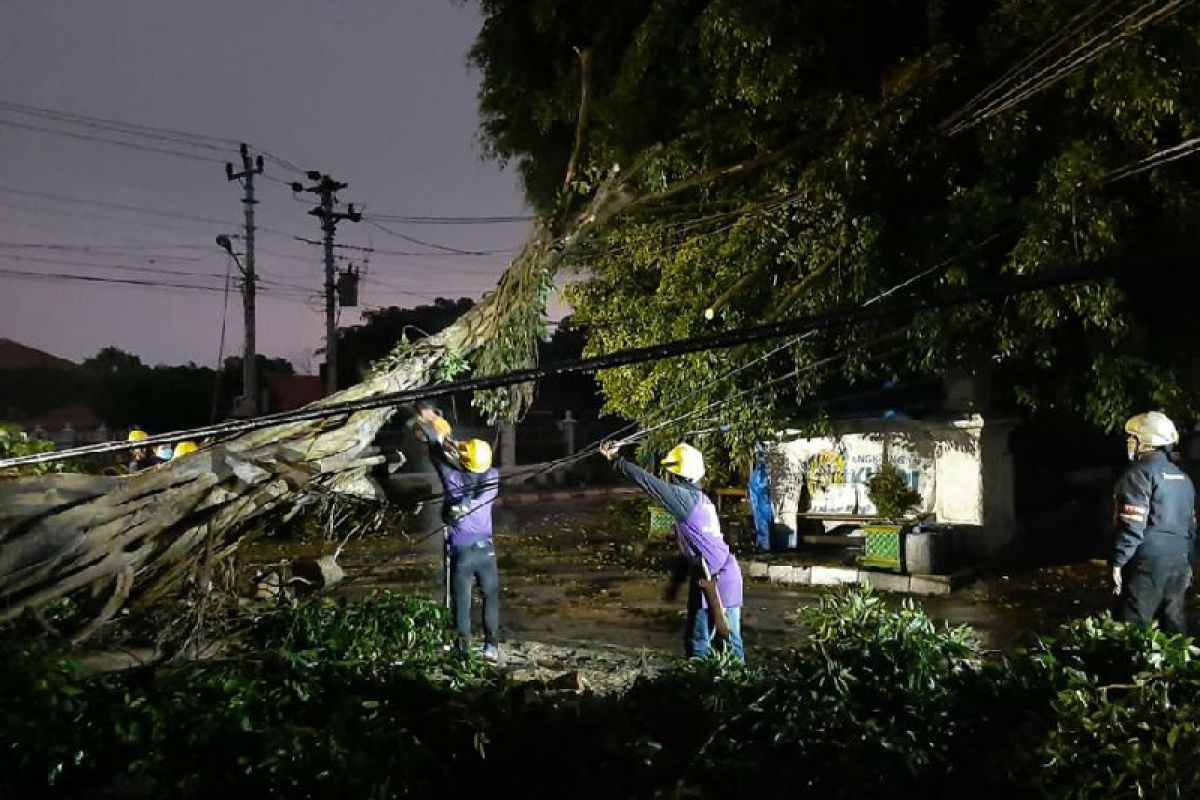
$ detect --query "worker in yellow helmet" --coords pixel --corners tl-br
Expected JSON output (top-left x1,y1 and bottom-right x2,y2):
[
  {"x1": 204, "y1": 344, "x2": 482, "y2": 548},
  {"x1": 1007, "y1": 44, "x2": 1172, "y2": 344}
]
[
  {"x1": 601, "y1": 440, "x2": 745, "y2": 662},
  {"x1": 414, "y1": 402, "x2": 503, "y2": 663},
  {"x1": 173, "y1": 441, "x2": 199, "y2": 459},
  {"x1": 126, "y1": 427, "x2": 157, "y2": 472}
]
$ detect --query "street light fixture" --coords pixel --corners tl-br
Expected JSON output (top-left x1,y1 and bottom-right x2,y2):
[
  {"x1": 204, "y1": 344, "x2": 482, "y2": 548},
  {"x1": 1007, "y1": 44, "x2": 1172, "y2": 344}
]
[{"x1": 215, "y1": 234, "x2": 245, "y2": 275}]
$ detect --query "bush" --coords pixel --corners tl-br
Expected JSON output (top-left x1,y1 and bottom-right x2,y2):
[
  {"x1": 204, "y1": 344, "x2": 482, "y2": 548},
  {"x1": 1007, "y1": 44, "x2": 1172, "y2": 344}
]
[
  {"x1": 4, "y1": 589, "x2": 1200, "y2": 799},
  {"x1": 249, "y1": 591, "x2": 488, "y2": 685}
]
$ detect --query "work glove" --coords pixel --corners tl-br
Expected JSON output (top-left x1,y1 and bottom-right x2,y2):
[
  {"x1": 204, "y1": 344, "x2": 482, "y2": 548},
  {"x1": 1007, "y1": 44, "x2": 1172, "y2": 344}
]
[
  {"x1": 600, "y1": 441, "x2": 621, "y2": 461},
  {"x1": 1112, "y1": 565, "x2": 1123, "y2": 597},
  {"x1": 442, "y1": 503, "x2": 469, "y2": 525}
]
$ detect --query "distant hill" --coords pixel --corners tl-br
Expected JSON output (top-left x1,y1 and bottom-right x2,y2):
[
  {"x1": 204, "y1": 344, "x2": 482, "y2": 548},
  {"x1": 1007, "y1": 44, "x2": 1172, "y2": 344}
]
[{"x1": 0, "y1": 338, "x2": 76, "y2": 371}]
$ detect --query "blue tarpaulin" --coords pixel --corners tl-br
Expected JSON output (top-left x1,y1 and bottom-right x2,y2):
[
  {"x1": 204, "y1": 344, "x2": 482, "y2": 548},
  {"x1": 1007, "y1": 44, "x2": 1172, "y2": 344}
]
[{"x1": 748, "y1": 450, "x2": 774, "y2": 552}]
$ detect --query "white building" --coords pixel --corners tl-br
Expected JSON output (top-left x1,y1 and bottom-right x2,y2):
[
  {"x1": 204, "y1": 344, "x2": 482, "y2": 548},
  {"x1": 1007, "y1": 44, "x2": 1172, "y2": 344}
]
[{"x1": 766, "y1": 413, "x2": 1018, "y2": 560}]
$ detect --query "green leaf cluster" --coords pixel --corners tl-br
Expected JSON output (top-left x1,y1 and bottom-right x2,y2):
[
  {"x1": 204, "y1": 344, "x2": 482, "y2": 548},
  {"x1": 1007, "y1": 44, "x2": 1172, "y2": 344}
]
[
  {"x1": 470, "y1": 0, "x2": 1200, "y2": 456},
  {"x1": 7, "y1": 588, "x2": 1200, "y2": 797},
  {"x1": 0, "y1": 424, "x2": 66, "y2": 477}
]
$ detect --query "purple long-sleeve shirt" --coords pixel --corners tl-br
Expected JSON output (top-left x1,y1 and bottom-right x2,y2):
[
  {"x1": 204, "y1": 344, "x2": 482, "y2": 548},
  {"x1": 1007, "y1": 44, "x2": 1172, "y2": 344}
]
[
  {"x1": 613, "y1": 458, "x2": 743, "y2": 608},
  {"x1": 418, "y1": 419, "x2": 498, "y2": 547}
]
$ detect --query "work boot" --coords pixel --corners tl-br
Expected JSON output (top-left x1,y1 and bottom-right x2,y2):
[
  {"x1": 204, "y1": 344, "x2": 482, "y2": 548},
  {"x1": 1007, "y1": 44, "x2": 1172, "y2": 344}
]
[{"x1": 481, "y1": 643, "x2": 502, "y2": 665}]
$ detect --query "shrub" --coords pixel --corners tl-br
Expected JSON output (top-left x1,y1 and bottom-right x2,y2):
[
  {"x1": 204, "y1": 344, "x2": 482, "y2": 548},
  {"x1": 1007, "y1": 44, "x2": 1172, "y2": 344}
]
[
  {"x1": 866, "y1": 460, "x2": 922, "y2": 521},
  {"x1": 5, "y1": 589, "x2": 1200, "y2": 799}
]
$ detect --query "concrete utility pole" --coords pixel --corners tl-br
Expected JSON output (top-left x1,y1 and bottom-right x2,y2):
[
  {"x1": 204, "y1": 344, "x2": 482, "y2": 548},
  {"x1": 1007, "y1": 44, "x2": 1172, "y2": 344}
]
[
  {"x1": 292, "y1": 172, "x2": 361, "y2": 394},
  {"x1": 225, "y1": 144, "x2": 265, "y2": 415}
]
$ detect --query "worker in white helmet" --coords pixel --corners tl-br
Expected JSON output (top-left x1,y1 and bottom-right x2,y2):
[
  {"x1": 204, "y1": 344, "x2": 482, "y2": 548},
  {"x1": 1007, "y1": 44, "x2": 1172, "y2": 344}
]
[{"x1": 1112, "y1": 411, "x2": 1196, "y2": 633}]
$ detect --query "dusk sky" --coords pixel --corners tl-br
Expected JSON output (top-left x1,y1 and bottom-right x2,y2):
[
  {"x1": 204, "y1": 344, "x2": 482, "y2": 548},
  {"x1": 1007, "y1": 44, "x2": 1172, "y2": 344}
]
[{"x1": 0, "y1": 0, "x2": 535, "y2": 373}]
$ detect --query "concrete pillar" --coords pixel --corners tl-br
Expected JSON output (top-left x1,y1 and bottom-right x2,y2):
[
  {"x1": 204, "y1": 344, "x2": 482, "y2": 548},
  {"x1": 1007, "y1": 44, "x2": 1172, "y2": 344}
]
[{"x1": 557, "y1": 410, "x2": 577, "y2": 457}]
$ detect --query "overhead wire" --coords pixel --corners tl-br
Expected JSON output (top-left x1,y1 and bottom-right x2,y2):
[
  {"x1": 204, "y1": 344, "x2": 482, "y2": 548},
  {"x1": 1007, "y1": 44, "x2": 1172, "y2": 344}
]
[
  {"x1": 363, "y1": 219, "x2": 519, "y2": 256},
  {"x1": 344, "y1": 338, "x2": 910, "y2": 575},
  {"x1": 0, "y1": 257, "x2": 1115, "y2": 470},
  {"x1": 0, "y1": 265, "x2": 314, "y2": 304},
  {"x1": 0, "y1": 187, "x2": 240, "y2": 228},
  {"x1": 0, "y1": 99, "x2": 241, "y2": 149},
  {"x1": 940, "y1": 0, "x2": 1125, "y2": 132},
  {"x1": 0, "y1": 98, "x2": 310, "y2": 177},
  {"x1": 0, "y1": 117, "x2": 227, "y2": 165},
  {"x1": 363, "y1": 213, "x2": 533, "y2": 225},
  {"x1": 1097, "y1": 134, "x2": 1200, "y2": 184},
  {"x1": 0, "y1": 252, "x2": 236, "y2": 280},
  {"x1": 944, "y1": 0, "x2": 1192, "y2": 135},
  {"x1": 569, "y1": 231, "x2": 1004, "y2": 459},
  {"x1": 0, "y1": 187, "x2": 309, "y2": 242},
  {"x1": 0, "y1": 241, "x2": 207, "y2": 260}
]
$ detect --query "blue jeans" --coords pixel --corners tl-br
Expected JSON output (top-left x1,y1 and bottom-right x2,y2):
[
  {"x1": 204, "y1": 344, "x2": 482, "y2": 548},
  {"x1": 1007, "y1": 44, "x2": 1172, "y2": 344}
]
[
  {"x1": 685, "y1": 582, "x2": 745, "y2": 662},
  {"x1": 449, "y1": 539, "x2": 500, "y2": 648}
]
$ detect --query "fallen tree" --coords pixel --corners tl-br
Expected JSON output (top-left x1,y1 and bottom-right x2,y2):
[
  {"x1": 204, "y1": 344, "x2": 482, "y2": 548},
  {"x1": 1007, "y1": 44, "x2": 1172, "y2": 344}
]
[
  {"x1": 0, "y1": 192, "x2": 590, "y2": 632},
  {"x1": 0, "y1": 48, "x2": 833, "y2": 634}
]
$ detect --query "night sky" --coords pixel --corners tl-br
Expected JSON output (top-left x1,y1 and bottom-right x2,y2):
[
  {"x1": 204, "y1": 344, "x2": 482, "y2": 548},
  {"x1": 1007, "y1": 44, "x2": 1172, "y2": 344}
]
[{"x1": 0, "y1": 0, "x2": 532, "y2": 372}]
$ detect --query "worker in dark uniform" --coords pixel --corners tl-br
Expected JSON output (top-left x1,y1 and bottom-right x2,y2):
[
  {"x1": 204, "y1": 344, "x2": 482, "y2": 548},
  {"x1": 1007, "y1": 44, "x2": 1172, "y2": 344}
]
[
  {"x1": 600, "y1": 440, "x2": 745, "y2": 661},
  {"x1": 1112, "y1": 411, "x2": 1196, "y2": 634}
]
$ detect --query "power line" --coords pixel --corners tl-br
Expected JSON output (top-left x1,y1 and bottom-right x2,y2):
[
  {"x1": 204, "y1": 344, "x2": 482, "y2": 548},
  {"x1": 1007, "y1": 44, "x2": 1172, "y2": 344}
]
[
  {"x1": 940, "y1": 0, "x2": 1124, "y2": 133},
  {"x1": 292, "y1": 236, "x2": 514, "y2": 260},
  {"x1": 0, "y1": 266, "x2": 245, "y2": 293},
  {"x1": 0, "y1": 256, "x2": 1119, "y2": 469},
  {"x1": 0, "y1": 247, "x2": 317, "y2": 292},
  {"x1": 0, "y1": 98, "x2": 309, "y2": 176},
  {"x1": 943, "y1": 0, "x2": 1192, "y2": 135},
  {"x1": 0, "y1": 199, "x2": 246, "y2": 240},
  {"x1": 0, "y1": 252, "x2": 231, "y2": 280},
  {"x1": 0, "y1": 117, "x2": 227, "y2": 165},
  {"x1": 0, "y1": 99, "x2": 241, "y2": 148},
  {"x1": 364, "y1": 219, "x2": 518, "y2": 256},
  {"x1": 0, "y1": 265, "x2": 312, "y2": 301},
  {"x1": 0, "y1": 187, "x2": 307, "y2": 241},
  {"x1": 1098, "y1": 134, "x2": 1200, "y2": 185},
  {"x1": 0, "y1": 241, "x2": 205, "y2": 262},
  {"x1": 363, "y1": 213, "x2": 533, "y2": 225},
  {"x1": 0, "y1": 186, "x2": 238, "y2": 227}
]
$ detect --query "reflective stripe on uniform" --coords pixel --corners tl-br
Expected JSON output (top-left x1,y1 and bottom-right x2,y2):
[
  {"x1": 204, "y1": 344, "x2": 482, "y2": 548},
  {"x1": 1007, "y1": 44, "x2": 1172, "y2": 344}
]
[{"x1": 1120, "y1": 503, "x2": 1148, "y2": 524}]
